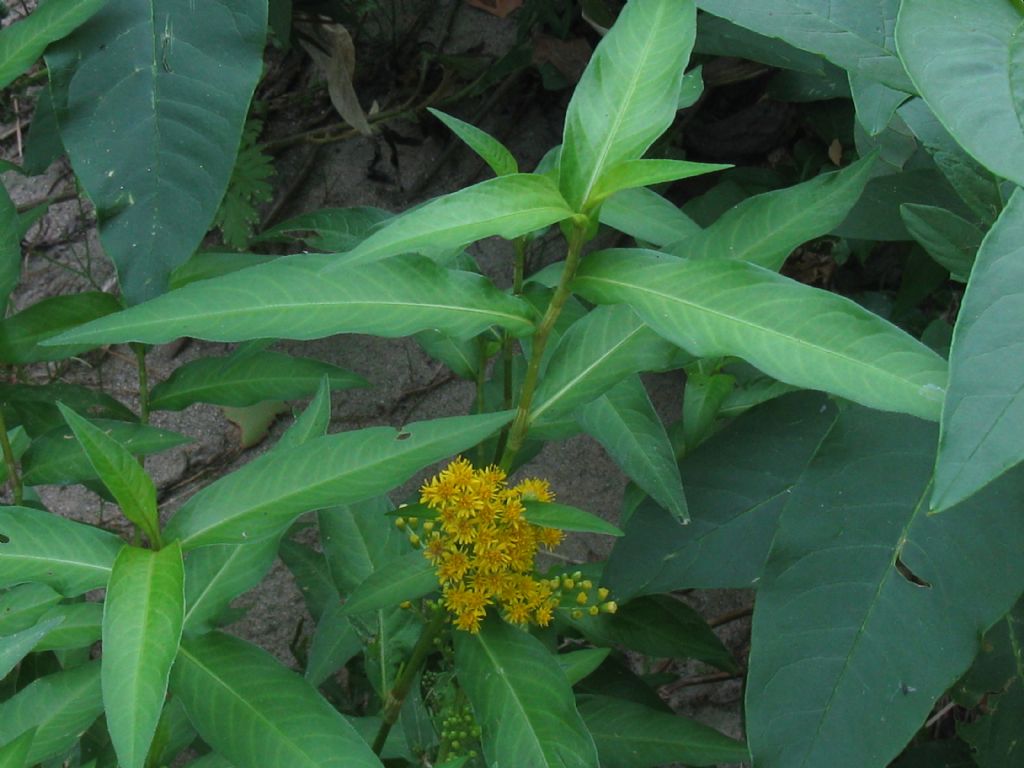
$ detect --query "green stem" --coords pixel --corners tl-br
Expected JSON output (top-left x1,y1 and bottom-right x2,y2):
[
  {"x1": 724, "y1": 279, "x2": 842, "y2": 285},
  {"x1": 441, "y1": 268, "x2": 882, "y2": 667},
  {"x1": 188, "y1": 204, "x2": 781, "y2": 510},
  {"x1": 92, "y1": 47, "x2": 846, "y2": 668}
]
[
  {"x1": 499, "y1": 223, "x2": 587, "y2": 471},
  {"x1": 0, "y1": 407, "x2": 23, "y2": 506},
  {"x1": 493, "y1": 237, "x2": 528, "y2": 464},
  {"x1": 372, "y1": 607, "x2": 447, "y2": 755},
  {"x1": 132, "y1": 343, "x2": 150, "y2": 425}
]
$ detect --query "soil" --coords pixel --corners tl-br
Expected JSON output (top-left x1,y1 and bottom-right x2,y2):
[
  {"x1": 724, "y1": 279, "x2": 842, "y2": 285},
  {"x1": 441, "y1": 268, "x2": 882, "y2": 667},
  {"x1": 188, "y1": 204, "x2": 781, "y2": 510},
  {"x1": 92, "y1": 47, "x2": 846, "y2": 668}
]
[{"x1": 1, "y1": 1, "x2": 750, "y2": 764}]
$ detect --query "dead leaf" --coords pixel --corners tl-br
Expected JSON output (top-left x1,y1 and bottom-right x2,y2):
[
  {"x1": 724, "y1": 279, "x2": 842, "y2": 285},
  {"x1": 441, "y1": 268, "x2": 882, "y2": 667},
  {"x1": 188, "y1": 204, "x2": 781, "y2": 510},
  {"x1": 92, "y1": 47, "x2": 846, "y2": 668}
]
[
  {"x1": 222, "y1": 401, "x2": 290, "y2": 449},
  {"x1": 298, "y1": 22, "x2": 372, "y2": 136},
  {"x1": 465, "y1": 0, "x2": 523, "y2": 18},
  {"x1": 828, "y1": 139, "x2": 843, "y2": 166}
]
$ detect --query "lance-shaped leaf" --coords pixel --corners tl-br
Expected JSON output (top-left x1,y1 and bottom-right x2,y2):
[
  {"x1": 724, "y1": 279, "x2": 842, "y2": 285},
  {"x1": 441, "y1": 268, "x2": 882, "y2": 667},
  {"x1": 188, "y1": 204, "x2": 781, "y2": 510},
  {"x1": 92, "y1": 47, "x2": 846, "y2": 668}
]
[
  {"x1": 454, "y1": 617, "x2": 599, "y2": 768},
  {"x1": 102, "y1": 545, "x2": 185, "y2": 768},
  {"x1": 560, "y1": 0, "x2": 696, "y2": 211},
  {"x1": 184, "y1": 538, "x2": 281, "y2": 634},
  {"x1": 573, "y1": 249, "x2": 947, "y2": 420},
  {"x1": 589, "y1": 159, "x2": 729, "y2": 207},
  {"x1": 171, "y1": 632, "x2": 384, "y2": 768},
  {"x1": 699, "y1": 0, "x2": 913, "y2": 92},
  {"x1": 0, "y1": 0, "x2": 108, "y2": 89},
  {"x1": 0, "y1": 617, "x2": 65, "y2": 680},
  {"x1": 305, "y1": 602, "x2": 361, "y2": 687},
  {"x1": 0, "y1": 583, "x2": 62, "y2": 634},
  {"x1": 58, "y1": 404, "x2": 161, "y2": 545},
  {"x1": 0, "y1": 727, "x2": 35, "y2": 768},
  {"x1": 51, "y1": 256, "x2": 536, "y2": 348},
  {"x1": 0, "y1": 292, "x2": 120, "y2": 364},
  {"x1": 0, "y1": 186, "x2": 20, "y2": 311},
  {"x1": 319, "y1": 496, "x2": 405, "y2": 595},
  {"x1": 576, "y1": 376, "x2": 687, "y2": 522},
  {"x1": 256, "y1": 207, "x2": 391, "y2": 252},
  {"x1": 0, "y1": 662, "x2": 102, "y2": 765},
  {"x1": 578, "y1": 694, "x2": 749, "y2": 767},
  {"x1": 932, "y1": 190, "x2": 1024, "y2": 511},
  {"x1": 323, "y1": 175, "x2": 572, "y2": 268},
  {"x1": 45, "y1": 0, "x2": 267, "y2": 303},
  {"x1": 897, "y1": 0, "x2": 1024, "y2": 187},
  {"x1": 34, "y1": 603, "x2": 102, "y2": 651},
  {"x1": 165, "y1": 411, "x2": 511, "y2": 549},
  {"x1": 556, "y1": 648, "x2": 610, "y2": 686},
  {"x1": 279, "y1": 540, "x2": 339, "y2": 622},
  {"x1": 428, "y1": 109, "x2": 518, "y2": 177},
  {"x1": 666, "y1": 154, "x2": 875, "y2": 271},
  {"x1": 340, "y1": 551, "x2": 438, "y2": 616},
  {"x1": 531, "y1": 305, "x2": 677, "y2": 424},
  {"x1": 149, "y1": 351, "x2": 367, "y2": 411},
  {"x1": 522, "y1": 501, "x2": 623, "y2": 537},
  {"x1": 599, "y1": 187, "x2": 701, "y2": 246},
  {"x1": 276, "y1": 376, "x2": 332, "y2": 451},
  {"x1": 0, "y1": 507, "x2": 123, "y2": 595},
  {"x1": 746, "y1": 406, "x2": 1024, "y2": 768},
  {"x1": 0, "y1": 381, "x2": 134, "y2": 437},
  {"x1": 900, "y1": 204, "x2": 982, "y2": 282}
]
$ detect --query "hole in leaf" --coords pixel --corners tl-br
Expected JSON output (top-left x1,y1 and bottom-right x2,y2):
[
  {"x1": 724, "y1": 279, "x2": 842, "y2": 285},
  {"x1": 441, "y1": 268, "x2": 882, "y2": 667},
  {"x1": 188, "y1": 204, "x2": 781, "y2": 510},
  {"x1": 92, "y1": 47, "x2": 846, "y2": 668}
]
[
  {"x1": 895, "y1": 556, "x2": 931, "y2": 588},
  {"x1": 0, "y1": 533, "x2": 9, "y2": 544},
  {"x1": 396, "y1": 431, "x2": 411, "y2": 441}
]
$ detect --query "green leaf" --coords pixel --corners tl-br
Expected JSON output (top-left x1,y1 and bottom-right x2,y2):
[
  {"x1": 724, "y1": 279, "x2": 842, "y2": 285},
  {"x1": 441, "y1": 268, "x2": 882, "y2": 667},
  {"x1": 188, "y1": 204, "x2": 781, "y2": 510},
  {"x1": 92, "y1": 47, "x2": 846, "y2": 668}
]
[
  {"x1": 666, "y1": 154, "x2": 875, "y2": 271},
  {"x1": 169, "y1": 251, "x2": 279, "y2": 291},
  {"x1": 21, "y1": 419, "x2": 190, "y2": 487},
  {"x1": 900, "y1": 204, "x2": 983, "y2": 282},
  {"x1": 576, "y1": 376, "x2": 687, "y2": 522},
  {"x1": 279, "y1": 539, "x2": 338, "y2": 622},
  {"x1": 323, "y1": 175, "x2": 572, "y2": 267},
  {"x1": 745, "y1": 406, "x2": 1024, "y2": 768},
  {"x1": 340, "y1": 551, "x2": 438, "y2": 616},
  {"x1": 578, "y1": 694, "x2": 749, "y2": 767},
  {"x1": 932, "y1": 190, "x2": 1024, "y2": 511},
  {"x1": 0, "y1": 292, "x2": 120, "y2": 364},
  {"x1": 960, "y1": 650, "x2": 1024, "y2": 765},
  {"x1": 0, "y1": 662, "x2": 103, "y2": 764},
  {"x1": 455, "y1": 617, "x2": 599, "y2": 768},
  {"x1": 46, "y1": 0, "x2": 268, "y2": 303},
  {"x1": 222, "y1": 400, "x2": 290, "y2": 450},
  {"x1": 849, "y1": 72, "x2": 910, "y2": 136},
  {"x1": 414, "y1": 330, "x2": 482, "y2": 380},
  {"x1": 0, "y1": 0, "x2": 108, "y2": 89},
  {"x1": 0, "y1": 185, "x2": 20, "y2": 311},
  {"x1": 599, "y1": 187, "x2": 701, "y2": 247},
  {"x1": 165, "y1": 411, "x2": 511, "y2": 549},
  {"x1": 560, "y1": 0, "x2": 696, "y2": 211},
  {"x1": 889, "y1": 741, "x2": 976, "y2": 768},
  {"x1": 171, "y1": 632, "x2": 384, "y2": 768},
  {"x1": 897, "y1": 0, "x2": 1024, "y2": 186},
  {"x1": 699, "y1": 0, "x2": 913, "y2": 92},
  {"x1": 605, "y1": 393, "x2": 837, "y2": 597},
  {"x1": 531, "y1": 305, "x2": 677, "y2": 425},
  {"x1": 0, "y1": 583, "x2": 62, "y2": 634},
  {"x1": 573, "y1": 249, "x2": 947, "y2": 420},
  {"x1": 53, "y1": 255, "x2": 537, "y2": 348},
  {"x1": 183, "y1": 538, "x2": 281, "y2": 634},
  {"x1": 305, "y1": 601, "x2": 361, "y2": 687},
  {"x1": 681, "y1": 370, "x2": 734, "y2": 451},
  {"x1": 0, "y1": 381, "x2": 134, "y2": 437},
  {"x1": 555, "y1": 648, "x2": 609, "y2": 686},
  {"x1": 33, "y1": 602, "x2": 102, "y2": 651},
  {"x1": 523, "y1": 501, "x2": 623, "y2": 537},
  {"x1": 256, "y1": 207, "x2": 391, "y2": 252},
  {"x1": 569, "y1": 595, "x2": 736, "y2": 673},
  {"x1": 694, "y1": 12, "x2": 828, "y2": 75},
  {"x1": 22, "y1": 85, "x2": 63, "y2": 176},
  {"x1": 319, "y1": 496, "x2": 405, "y2": 595},
  {"x1": 58, "y1": 404, "x2": 160, "y2": 545},
  {"x1": 0, "y1": 507, "x2": 124, "y2": 595},
  {"x1": 0, "y1": 617, "x2": 65, "y2": 680},
  {"x1": 589, "y1": 159, "x2": 729, "y2": 206},
  {"x1": 102, "y1": 544, "x2": 185, "y2": 768},
  {"x1": 149, "y1": 350, "x2": 367, "y2": 411},
  {"x1": 428, "y1": 108, "x2": 518, "y2": 177},
  {"x1": 275, "y1": 376, "x2": 332, "y2": 451},
  {"x1": 0, "y1": 727, "x2": 35, "y2": 768}
]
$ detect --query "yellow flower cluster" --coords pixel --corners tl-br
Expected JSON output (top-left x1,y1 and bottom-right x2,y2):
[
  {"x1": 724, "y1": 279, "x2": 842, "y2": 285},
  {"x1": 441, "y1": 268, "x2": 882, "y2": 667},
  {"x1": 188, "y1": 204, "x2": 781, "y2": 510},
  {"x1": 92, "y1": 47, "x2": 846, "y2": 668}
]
[{"x1": 416, "y1": 458, "x2": 565, "y2": 633}]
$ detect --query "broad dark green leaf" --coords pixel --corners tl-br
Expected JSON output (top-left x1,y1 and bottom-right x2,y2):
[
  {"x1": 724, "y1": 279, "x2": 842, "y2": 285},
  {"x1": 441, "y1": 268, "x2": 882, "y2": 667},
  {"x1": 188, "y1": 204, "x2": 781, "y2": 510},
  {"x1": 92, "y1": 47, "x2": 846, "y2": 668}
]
[
  {"x1": 172, "y1": 632, "x2": 384, "y2": 768},
  {"x1": 932, "y1": 191, "x2": 1024, "y2": 511},
  {"x1": 0, "y1": 0, "x2": 108, "y2": 89},
  {"x1": 0, "y1": 292, "x2": 120, "y2": 364},
  {"x1": 897, "y1": 0, "x2": 1024, "y2": 186},
  {"x1": 532, "y1": 305, "x2": 677, "y2": 425},
  {"x1": 165, "y1": 411, "x2": 511, "y2": 549},
  {"x1": 455, "y1": 617, "x2": 599, "y2": 768},
  {"x1": 59, "y1": 404, "x2": 160, "y2": 544},
  {"x1": 340, "y1": 551, "x2": 437, "y2": 616},
  {"x1": 900, "y1": 204, "x2": 982, "y2": 282},
  {"x1": 102, "y1": 545, "x2": 185, "y2": 768},
  {"x1": 694, "y1": 12, "x2": 827, "y2": 75},
  {"x1": 323, "y1": 175, "x2": 572, "y2": 267},
  {"x1": 599, "y1": 187, "x2": 701, "y2": 247},
  {"x1": 22, "y1": 85, "x2": 63, "y2": 176},
  {"x1": 46, "y1": 0, "x2": 267, "y2": 302},
  {"x1": 256, "y1": 207, "x2": 391, "y2": 252},
  {"x1": 560, "y1": 0, "x2": 696, "y2": 211},
  {"x1": 590, "y1": 159, "x2": 728, "y2": 206},
  {"x1": 0, "y1": 727, "x2": 34, "y2": 768},
  {"x1": 0, "y1": 617, "x2": 64, "y2": 680},
  {"x1": 53, "y1": 256, "x2": 536, "y2": 348},
  {"x1": 0, "y1": 583, "x2": 61, "y2": 634},
  {"x1": 523, "y1": 501, "x2": 623, "y2": 537},
  {"x1": 150, "y1": 350, "x2": 367, "y2": 411},
  {"x1": 0, "y1": 185, "x2": 20, "y2": 310},
  {"x1": 0, "y1": 507, "x2": 123, "y2": 595},
  {"x1": 0, "y1": 381, "x2": 134, "y2": 437},
  {"x1": 275, "y1": 376, "x2": 332, "y2": 451},
  {"x1": 573, "y1": 249, "x2": 947, "y2": 420},
  {"x1": 746, "y1": 406, "x2": 1024, "y2": 768},
  {"x1": 569, "y1": 595, "x2": 736, "y2": 672},
  {"x1": 0, "y1": 662, "x2": 102, "y2": 764},
  {"x1": 849, "y1": 72, "x2": 910, "y2": 136},
  {"x1": 21, "y1": 420, "x2": 190, "y2": 486},
  {"x1": 428, "y1": 109, "x2": 518, "y2": 177},
  {"x1": 666, "y1": 154, "x2": 875, "y2": 271},
  {"x1": 305, "y1": 601, "x2": 361, "y2": 687},
  {"x1": 578, "y1": 694, "x2": 749, "y2": 767},
  {"x1": 576, "y1": 376, "x2": 687, "y2": 522},
  {"x1": 606, "y1": 393, "x2": 837, "y2": 597},
  {"x1": 699, "y1": 0, "x2": 913, "y2": 92},
  {"x1": 183, "y1": 537, "x2": 281, "y2": 634},
  {"x1": 33, "y1": 602, "x2": 102, "y2": 651},
  {"x1": 556, "y1": 648, "x2": 610, "y2": 686}
]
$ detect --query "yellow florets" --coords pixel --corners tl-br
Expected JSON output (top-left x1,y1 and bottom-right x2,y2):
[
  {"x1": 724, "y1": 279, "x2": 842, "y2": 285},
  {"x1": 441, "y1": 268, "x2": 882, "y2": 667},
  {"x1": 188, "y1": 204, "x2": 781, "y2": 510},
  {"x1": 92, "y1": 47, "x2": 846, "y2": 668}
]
[{"x1": 416, "y1": 458, "x2": 563, "y2": 633}]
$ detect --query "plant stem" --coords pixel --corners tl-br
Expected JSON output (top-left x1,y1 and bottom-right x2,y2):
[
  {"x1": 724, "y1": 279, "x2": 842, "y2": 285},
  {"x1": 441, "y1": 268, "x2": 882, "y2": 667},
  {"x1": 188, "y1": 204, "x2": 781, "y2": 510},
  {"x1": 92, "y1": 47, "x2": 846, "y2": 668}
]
[
  {"x1": 0, "y1": 407, "x2": 23, "y2": 506},
  {"x1": 132, "y1": 343, "x2": 150, "y2": 425},
  {"x1": 492, "y1": 238, "x2": 528, "y2": 464},
  {"x1": 499, "y1": 223, "x2": 587, "y2": 470},
  {"x1": 372, "y1": 606, "x2": 447, "y2": 755}
]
